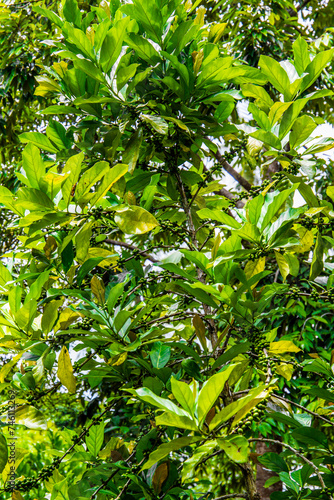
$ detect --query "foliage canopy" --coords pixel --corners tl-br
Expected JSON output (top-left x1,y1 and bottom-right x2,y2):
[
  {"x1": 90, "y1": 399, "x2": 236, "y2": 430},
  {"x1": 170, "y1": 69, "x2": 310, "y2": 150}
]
[{"x1": 1, "y1": 0, "x2": 334, "y2": 500}]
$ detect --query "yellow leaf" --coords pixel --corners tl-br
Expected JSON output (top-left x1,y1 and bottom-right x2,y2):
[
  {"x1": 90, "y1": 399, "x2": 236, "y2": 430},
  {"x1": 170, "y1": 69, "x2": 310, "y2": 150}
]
[
  {"x1": 152, "y1": 462, "x2": 169, "y2": 494},
  {"x1": 53, "y1": 61, "x2": 68, "y2": 78},
  {"x1": 54, "y1": 307, "x2": 81, "y2": 332},
  {"x1": 111, "y1": 352, "x2": 128, "y2": 366},
  {"x1": 192, "y1": 314, "x2": 207, "y2": 351},
  {"x1": 43, "y1": 236, "x2": 57, "y2": 259},
  {"x1": 269, "y1": 341, "x2": 301, "y2": 355},
  {"x1": 12, "y1": 491, "x2": 24, "y2": 500},
  {"x1": 291, "y1": 225, "x2": 314, "y2": 253},
  {"x1": 2, "y1": 447, "x2": 27, "y2": 484},
  {"x1": 244, "y1": 256, "x2": 266, "y2": 288},
  {"x1": 274, "y1": 251, "x2": 289, "y2": 282},
  {"x1": 115, "y1": 206, "x2": 159, "y2": 235},
  {"x1": 86, "y1": 26, "x2": 95, "y2": 45},
  {"x1": 91, "y1": 275, "x2": 106, "y2": 304},
  {"x1": 192, "y1": 49, "x2": 204, "y2": 75},
  {"x1": 0, "y1": 353, "x2": 23, "y2": 383},
  {"x1": 57, "y1": 346, "x2": 76, "y2": 393},
  {"x1": 276, "y1": 363, "x2": 294, "y2": 381}
]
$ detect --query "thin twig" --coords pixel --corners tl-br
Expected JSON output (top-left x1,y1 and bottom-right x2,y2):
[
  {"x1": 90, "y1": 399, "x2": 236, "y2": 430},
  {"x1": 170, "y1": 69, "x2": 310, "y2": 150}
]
[
  {"x1": 105, "y1": 239, "x2": 159, "y2": 263},
  {"x1": 248, "y1": 438, "x2": 329, "y2": 494},
  {"x1": 272, "y1": 393, "x2": 334, "y2": 427},
  {"x1": 213, "y1": 495, "x2": 248, "y2": 500}
]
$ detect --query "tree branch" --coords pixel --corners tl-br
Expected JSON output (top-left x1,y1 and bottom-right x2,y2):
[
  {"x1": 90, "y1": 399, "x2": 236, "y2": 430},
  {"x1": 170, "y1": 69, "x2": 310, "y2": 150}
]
[
  {"x1": 272, "y1": 393, "x2": 334, "y2": 427},
  {"x1": 213, "y1": 149, "x2": 252, "y2": 192},
  {"x1": 249, "y1": 438, "x2": 330, "y2": 495},
  {"x1": 105, "y1": 239, "x2": 159, "y2": 263},
  {"x1": 218, "y1": 186, "x2": 245, "y2": 208}
]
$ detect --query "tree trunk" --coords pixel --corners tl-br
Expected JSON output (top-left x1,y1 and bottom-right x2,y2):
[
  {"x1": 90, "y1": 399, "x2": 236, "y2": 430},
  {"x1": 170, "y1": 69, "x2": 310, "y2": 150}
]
[{"x1": 256, "y1": 440, "x2": 282, "y2": 500}]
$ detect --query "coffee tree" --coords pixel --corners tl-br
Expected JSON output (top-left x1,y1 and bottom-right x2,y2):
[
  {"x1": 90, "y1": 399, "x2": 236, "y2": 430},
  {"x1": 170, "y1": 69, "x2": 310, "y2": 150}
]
[{"x1": 1, "y1": 1, "x2": 334, "y2": 499}]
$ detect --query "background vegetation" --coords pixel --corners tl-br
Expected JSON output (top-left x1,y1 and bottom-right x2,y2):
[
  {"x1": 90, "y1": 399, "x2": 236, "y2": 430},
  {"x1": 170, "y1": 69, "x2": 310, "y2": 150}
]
[{"x1": 1, "y1": 0, "x2": 334, "y2": 499}]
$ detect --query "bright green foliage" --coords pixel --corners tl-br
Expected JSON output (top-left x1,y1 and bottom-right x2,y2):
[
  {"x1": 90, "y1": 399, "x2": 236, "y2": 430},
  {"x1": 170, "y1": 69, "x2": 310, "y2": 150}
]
[{"x1": 0, "y1": 1, "x2": 334, "y2": 500}]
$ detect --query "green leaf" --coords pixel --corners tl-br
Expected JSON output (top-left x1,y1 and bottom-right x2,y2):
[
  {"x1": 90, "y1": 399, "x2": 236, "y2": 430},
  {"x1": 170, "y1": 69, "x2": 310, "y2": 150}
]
[
  {"x1": 117, "y1": 63, "x2": 139, "y2": 91},
  {"x1": 89, "y1": 163, "x2": 128, "y2": 206},
  {"x1": 65, "y1": 23, "x2": 94, "y2": 60},
  {"x1": 73, "y1": 57, "x2": 105, "y2": 83},
  {"x1": 258, "y1": 452, "x2": 289, "y2": 473},
  {"x1": 155, "y1": 412, "x2": 198, "y2": 430},
  {"x1": 290, "y1": 115, "x2": 317, "y2": 149},
  {"x1": 76, "y1": 256, "x2": 115, "y2": 285},
  {"x1": 75, "y1": 222, "x2": 93, "y2": 262},
  {"x1": 197, "y1": 208, "x2": 241, "y2": 229},
  {"x1": 62, "y1": 152, "x2": 84, "y2": 206},
  {"x1": 123, "y1": 0, "x2": 163, "y2": 44},
  {"x1": 209, "y1": 385, "x2": 266, "y2": 430},
  {"x1": 212, "y1": 343, "x2": 251, "y2": 370},
  {"x1": 197, "y1": 364, "x2": 236, "y2": 426},
  {"x1": 248, "y1": 103, "x2": 271, "y2": 131},
  {"x1": 291, "y1": 428, "x2": 328, "y2": 448},
  {"x1": 309, "y1": 233, "x2": 324, "y2": 280},
  {"x1": 171, "y1": 377, "x2": 195, "y2": 416},
  {"x1": 304, "y1": 387, "x2": 334, "y2": 403},
  {"x1": 86, "y1": 421, "x2": 105, "y2": 456},
  {"x1": 22, "y1": 144, "x2": 45, "y2": 189},
  {"x1": 19, "y1": 132, "x2": 59, "y2": 153},
  {"x1": 100, "y1": 17, "x2": 130, "y2": 72},
  {"x1": 217, "y1": 435, "x2": 249, "y2": 463},
  {"x1": 115, "y1": 206, "x2": 159, "y2": 234},
  {"x1": 249, "y1": 130, "x2": 281, "y2": 150},
  {"x1": 293, "y1": 36, "x2": 311, "y2": 76},
  {"x1": 94, "y1": 18, "x2": 111, "y2": 53},
  {"x1": 150, "y1": 342, "x2": 171, "y2": 369},
  {"x1": 46, "y1": 120, "x2": 71, "y2": 151},
  {"x1": 62, "y1": 0, "x2": 82, "y2": 27},
  {"x1": 268, "y1": 102, "x2": 292, "y2": 126},
  {"x1": 300, "y1": 49, "x2": 334, "y2": 93},
  {"x1": 259, "y1": 55, "x2": 290, "y2": 95},
  {"x1": 126, "y1": 33, "x2": 160, "y2": 65},
  {"x1": 214, "y1": 101, "x2": 235, "y2": 123},
  {"x1": 279, "y1": 98, "x2": 309, "y2": 139},
  {"x1": 123, "y1": 130, "x2": 143, "y2": 174},
  {"x1": 126, "y1": 387, "x2": 190, "y2": 417},
  {"x1": 142, "y1": 437, "x2": 202, "y2": 470},
  {"x1": 75, "y1": 161, "x2": 109, "y2": 203},
  {"x1": 247, "y1": 195, "x2": 264, "y2": 225},
  {"x1": 259, "y1": 186, "x2": 297, "y2": 231},
  {"x1": 140, "y1": 114, "x2": 168, "y2": 135},
  {"x1": 0, "y1": 434, "x2": 8, "y2": 473},
  {"x1": 241, "y1": 84, "x2": 274, "y2": 109},
  {"x1": 0, "y1": 262, "x2": 12, "y2": 288},
  {"x1": 33, "y1": 5, "x2": 64, "y2": 28}
]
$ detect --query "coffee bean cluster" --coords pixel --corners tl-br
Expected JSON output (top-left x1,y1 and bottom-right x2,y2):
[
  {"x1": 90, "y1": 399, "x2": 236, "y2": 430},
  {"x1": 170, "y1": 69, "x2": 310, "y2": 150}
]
[
  {"x1": 198, "y1": 163, "x2": 225, "y2": 188},
  {"x1": 159, "y1": 220, "x2": 188, "y2": 242},
  {"x1": 248, "y1": 248, "x2": 268, "y2": 261},
  {"x1": 325, "y1": 288, "x2": 334, "y2": 303},
  {"x1": 310, "y1": 289, "x2": 320, "y2": 300},
  {"x1": 299, "y1": 215, "x2": 334, "y2": 232},
  {"x1": 236, "y1": 401, "x2": 267, "y2": 433},
  {"x1": 7, "y1": 457, "x2": 62, "y2": 492},
  {"x1": 81, "y1": 317, "x2": 94, "y2": 331},
  {"x1": 289, "y1": 286, "x2": 300, "y2": 300},
  {"x1": 87, "y1": 206, "x2": 104, "y2": 220},
  {"x1": 247, "y1": 327, "x2": 271, "y2": 369}
]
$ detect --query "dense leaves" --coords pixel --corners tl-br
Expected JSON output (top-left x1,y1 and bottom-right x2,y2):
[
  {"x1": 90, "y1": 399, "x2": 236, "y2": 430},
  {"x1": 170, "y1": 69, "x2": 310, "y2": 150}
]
[{"x1": 0, "y1": 1, "x2": 334, "y2": 500}]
